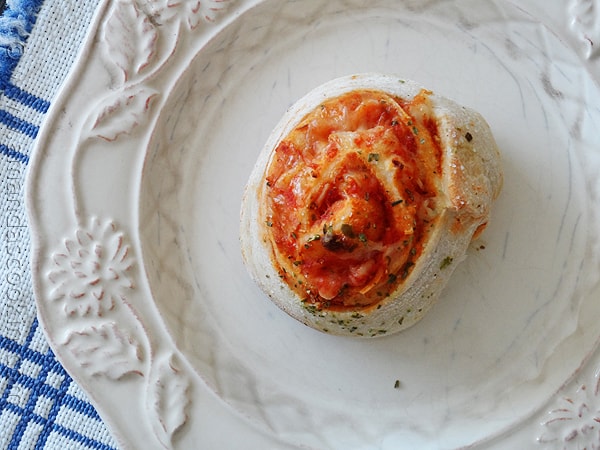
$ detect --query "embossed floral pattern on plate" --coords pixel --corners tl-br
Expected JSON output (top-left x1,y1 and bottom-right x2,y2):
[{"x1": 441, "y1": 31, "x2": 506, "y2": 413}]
[{"x1": 26, "y1": 0, "x2": 600, "y2": 448}]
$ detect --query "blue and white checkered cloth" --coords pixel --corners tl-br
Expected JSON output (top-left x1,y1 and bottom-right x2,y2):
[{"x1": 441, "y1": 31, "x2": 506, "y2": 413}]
[{"x1": 0, "y1": 0, "x2": 118, "y2": 448}]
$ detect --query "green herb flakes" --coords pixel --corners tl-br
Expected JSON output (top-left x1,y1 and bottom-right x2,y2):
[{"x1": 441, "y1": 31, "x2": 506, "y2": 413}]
[
  {"x1": 341, "y1": 223, "x2": 355, "y2": 238},
  {"x1": 440, "y1": 256, "x2": 453, "y2": 270},
  {"x1": 401, "y1": 261, "x2": 415, "y2": 279}
]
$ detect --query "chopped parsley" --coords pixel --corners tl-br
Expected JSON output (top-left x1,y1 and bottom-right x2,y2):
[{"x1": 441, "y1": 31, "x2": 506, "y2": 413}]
[
  {"x1": 401, "y1": 261, "x2": 415, "y2": 279},
  {"x1": 341, "y1": 223, "x2": 355, "y2": 238},
  {"x1": 440, "y1": 256, "x2": 453, "y2": 270},
  {"x1": 368, "y1": 153, "x2": 380, "y2": 162}
]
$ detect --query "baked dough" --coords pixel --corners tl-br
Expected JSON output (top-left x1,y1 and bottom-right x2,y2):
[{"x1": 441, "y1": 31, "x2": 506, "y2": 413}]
[{"x1": 240, "y1": 73, "x2": 502, "y2": 337}]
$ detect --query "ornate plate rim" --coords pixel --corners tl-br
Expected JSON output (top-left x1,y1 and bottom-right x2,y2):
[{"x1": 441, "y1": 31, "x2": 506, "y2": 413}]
[{"x1": 24, "y1": 0, "x2": 600, "y2": 448}]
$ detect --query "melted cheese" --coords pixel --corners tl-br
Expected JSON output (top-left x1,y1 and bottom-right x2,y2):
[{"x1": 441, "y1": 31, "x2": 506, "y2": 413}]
[{"x1": 264, "y1": 89, "x2": 443, "y2": 311}]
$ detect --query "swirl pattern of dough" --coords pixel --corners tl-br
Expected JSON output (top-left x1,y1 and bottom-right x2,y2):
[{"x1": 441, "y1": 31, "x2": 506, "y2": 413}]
[{"x1": 241, "y1": 74, "x2": 502, "y2": 338}]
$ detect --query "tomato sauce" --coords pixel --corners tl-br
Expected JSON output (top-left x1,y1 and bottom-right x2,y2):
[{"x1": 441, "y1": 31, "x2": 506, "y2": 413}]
[{"x1": 264, "y1": 89, "x2": 442, "y2": 311}]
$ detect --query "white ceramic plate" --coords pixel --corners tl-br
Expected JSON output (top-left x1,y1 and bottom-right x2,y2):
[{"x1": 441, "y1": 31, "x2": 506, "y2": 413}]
[{"x1": 26, "y1": 0, "x2": 600, "y2": 448}]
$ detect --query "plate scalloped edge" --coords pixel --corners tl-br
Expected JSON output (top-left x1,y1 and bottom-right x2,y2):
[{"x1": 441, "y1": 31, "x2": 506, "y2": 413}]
[
  {"x1": 25, "y1": 1, "x2": 286, "y2": 449},
  {"x1": 25, "y1": 0, "x2": 600, "y2": 449}
]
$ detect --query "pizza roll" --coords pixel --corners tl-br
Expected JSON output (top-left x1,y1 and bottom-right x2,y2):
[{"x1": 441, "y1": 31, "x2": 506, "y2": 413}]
[{"x1": 240, "y1": 73, "x2": 503, "y2": 338}]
